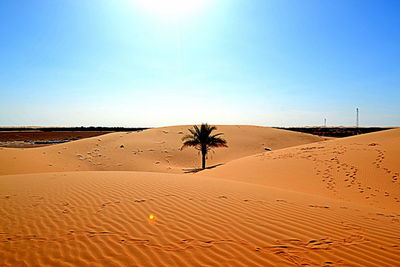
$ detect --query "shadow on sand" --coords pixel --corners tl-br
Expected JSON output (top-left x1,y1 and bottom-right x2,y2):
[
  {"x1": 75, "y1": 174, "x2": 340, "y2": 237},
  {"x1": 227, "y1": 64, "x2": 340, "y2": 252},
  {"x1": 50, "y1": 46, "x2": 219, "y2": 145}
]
[{"x1": 183, "y1": 163, "x2": 224, "y2": 174}]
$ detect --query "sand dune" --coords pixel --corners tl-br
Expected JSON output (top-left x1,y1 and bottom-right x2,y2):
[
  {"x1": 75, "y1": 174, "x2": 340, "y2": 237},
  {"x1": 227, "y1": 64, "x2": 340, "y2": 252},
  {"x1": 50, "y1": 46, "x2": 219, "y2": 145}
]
[
  {"x1": 1, "y1": 126, "x2": 399, "y2": 266},
  {"x1": 200, "y1": 128, "x2": 400, "y2": 212},
  {"x1": 0, "y1": 125, "x2": 327, "y2": 176},
  {"x1": 1, "y1": 171, "x2": 399, "y2": 266}
]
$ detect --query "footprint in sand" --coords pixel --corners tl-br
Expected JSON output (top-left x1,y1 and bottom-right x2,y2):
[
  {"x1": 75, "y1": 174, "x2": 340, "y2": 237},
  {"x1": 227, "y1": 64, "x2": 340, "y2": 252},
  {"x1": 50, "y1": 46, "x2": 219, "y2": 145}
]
[
  {"x1": 309, "y1": 205, "x2": 330, "y2": 209},
  {"x1": 97, "y1": 201, "x2": 121, "y2": 213}
]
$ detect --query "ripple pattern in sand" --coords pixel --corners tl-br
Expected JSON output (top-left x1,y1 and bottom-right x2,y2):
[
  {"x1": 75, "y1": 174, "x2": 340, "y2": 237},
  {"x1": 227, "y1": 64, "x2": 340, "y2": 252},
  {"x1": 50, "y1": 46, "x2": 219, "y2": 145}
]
[{"x1": 1, "y1": 172, "x2": 400, "y2": 266}]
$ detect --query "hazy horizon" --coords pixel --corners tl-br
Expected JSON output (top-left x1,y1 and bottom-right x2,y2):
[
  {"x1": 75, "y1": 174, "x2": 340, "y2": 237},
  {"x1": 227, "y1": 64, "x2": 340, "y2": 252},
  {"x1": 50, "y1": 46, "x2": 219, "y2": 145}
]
[
  {"x1": 0, "y1": 124, "x2": 398, "y2": 129},
  {"x1": 1, "y1": 0, "x2": 399, "y2": 127}
]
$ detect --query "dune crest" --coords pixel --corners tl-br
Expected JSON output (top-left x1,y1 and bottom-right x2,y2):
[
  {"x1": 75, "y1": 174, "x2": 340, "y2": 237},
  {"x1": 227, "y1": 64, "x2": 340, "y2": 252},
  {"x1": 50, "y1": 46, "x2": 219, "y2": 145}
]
[
  {"x1": 199, "y1": 128, "x2": 400, "y2": 212},
  {"x1": 0, "y1": 125, "x2": 327, "y2": 175}
]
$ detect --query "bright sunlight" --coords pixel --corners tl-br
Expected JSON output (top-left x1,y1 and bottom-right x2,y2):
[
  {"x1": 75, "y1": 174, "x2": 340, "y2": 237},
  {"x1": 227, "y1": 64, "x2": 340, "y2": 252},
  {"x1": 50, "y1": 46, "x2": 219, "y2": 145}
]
[{"x1": 134, "y1": 0, "x2": 210, "y2": 19}]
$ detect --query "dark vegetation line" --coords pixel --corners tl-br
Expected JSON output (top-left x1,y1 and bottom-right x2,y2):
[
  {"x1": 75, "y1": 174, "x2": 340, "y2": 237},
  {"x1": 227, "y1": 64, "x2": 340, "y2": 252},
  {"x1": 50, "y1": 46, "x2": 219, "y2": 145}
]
[
  {"x1": 0, "y1": 126, "x2": 393, "y2": 137},
  {"x1": 276, "y1": 127, "x2": 394, "y2": 137},
  {"x1": 0, "y1": 127, "x2": 150, "y2": 132}
]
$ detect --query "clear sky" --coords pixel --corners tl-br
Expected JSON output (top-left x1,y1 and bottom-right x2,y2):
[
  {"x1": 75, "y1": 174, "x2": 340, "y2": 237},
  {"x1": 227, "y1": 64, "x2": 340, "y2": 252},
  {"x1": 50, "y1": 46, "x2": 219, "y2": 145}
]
[{"x1": 0, "y1": 0, "x2": 399, "y2": 127}]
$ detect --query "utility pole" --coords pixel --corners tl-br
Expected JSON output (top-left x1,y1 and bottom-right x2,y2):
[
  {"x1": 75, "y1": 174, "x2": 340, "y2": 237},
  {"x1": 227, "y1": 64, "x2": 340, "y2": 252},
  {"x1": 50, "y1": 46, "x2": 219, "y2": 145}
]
[
  {"x1": 324, "y1": 118, "x2": 327, "y2": 127},
  {"x1": 356, "y1": 108, "x2": 359, "y2": 127}
]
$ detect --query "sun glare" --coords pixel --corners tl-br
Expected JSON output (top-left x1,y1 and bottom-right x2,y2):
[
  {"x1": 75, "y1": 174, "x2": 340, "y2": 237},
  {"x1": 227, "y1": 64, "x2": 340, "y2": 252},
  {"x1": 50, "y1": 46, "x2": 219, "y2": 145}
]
[{"x1": 134, "y1": 0, "x2": 209, "y2": 19}]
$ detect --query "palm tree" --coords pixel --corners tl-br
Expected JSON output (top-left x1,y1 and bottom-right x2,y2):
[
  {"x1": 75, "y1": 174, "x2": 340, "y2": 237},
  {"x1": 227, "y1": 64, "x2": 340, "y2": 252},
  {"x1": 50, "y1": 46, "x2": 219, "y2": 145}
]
[{"x1": 181, "y1": 123, "x2": 228, "y2": 169}]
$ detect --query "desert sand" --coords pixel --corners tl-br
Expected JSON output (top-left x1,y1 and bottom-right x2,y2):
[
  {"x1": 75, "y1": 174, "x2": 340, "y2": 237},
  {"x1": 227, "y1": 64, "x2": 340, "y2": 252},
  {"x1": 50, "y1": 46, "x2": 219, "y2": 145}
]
[
  {"x1": 0, "y1": 131, "x2": 113, "y2": 148},
  {"x1": 1, "y1": 126, "x2": 399, "y2": 266},
  {"x1": 200, "y1": 128, "x2": 400, "y2": 212},
  {"x1": 0, "y1": 125, "x2": 327, "y2": 176}
]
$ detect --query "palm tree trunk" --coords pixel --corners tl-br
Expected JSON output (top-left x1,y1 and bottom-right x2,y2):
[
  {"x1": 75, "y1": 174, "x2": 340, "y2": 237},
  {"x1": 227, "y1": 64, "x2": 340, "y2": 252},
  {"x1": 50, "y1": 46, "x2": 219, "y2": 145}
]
[{"x1": 201, "y1": 150, "x2": 206, "y2": 169}]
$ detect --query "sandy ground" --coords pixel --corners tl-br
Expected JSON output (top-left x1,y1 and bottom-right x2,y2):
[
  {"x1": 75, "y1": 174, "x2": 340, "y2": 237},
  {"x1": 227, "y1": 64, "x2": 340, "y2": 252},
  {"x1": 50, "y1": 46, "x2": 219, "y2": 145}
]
[
  {"x1": 199, "y1": 128, "x2": 400, "y2": 212},
  {"x1": 0, "y1": 125, "x2": 399, "y2": 266},
  {"x1": 0, "y1": 131, "x2": 113, "y2": 148},
  {"x1": 0, "y1": 125, "x2": 327, "y2": 175}
]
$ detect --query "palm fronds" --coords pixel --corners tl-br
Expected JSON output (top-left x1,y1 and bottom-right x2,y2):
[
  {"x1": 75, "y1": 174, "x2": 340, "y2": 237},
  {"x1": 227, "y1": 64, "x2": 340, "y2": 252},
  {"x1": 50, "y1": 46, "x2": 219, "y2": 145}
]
[{"x1": 181, "y1": 123, "x2": 228, "y2": 169}]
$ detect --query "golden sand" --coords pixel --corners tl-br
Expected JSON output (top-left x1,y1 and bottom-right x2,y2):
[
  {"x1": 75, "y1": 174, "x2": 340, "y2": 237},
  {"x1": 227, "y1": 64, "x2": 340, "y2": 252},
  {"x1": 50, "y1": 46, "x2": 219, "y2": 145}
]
[{"x1": 1, "y1": 126, "x2": 399, "y2": 266}]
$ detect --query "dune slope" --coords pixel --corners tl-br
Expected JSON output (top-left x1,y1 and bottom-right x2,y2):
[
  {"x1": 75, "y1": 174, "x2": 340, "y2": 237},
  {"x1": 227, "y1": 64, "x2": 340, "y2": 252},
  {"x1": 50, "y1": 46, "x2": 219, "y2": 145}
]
[
  {"x1": 1, "y1": 171, "x2": 399, "y2": 266},
  {"x1": 199, "y1": 128, "x2": 400, "y2": 212},
  {"x1": 0, "y1": 125, "x2": 327, "y2": 176}
]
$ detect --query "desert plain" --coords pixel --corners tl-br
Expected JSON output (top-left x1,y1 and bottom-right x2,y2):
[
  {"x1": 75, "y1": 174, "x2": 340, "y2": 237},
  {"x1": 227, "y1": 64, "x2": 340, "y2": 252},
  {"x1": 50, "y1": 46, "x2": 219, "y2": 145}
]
[{"x1": 0, "y1": 125, "x2": 399, "y2": 266}]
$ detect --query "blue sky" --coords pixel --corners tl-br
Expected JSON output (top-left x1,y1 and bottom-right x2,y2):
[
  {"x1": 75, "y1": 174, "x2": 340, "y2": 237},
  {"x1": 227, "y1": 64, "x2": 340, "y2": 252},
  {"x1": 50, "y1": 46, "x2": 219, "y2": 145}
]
[{"x1": 0, "y1": 0, "x2": 399, "y2": 127}]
